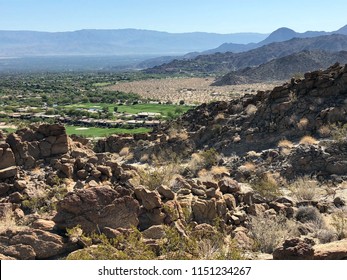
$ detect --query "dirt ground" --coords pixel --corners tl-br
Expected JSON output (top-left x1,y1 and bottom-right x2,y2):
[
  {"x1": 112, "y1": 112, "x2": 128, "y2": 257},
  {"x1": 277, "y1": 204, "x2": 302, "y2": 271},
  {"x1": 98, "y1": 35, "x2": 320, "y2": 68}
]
[{"x1": 107, "y1": 77, "x2": 281, "y2": 104}]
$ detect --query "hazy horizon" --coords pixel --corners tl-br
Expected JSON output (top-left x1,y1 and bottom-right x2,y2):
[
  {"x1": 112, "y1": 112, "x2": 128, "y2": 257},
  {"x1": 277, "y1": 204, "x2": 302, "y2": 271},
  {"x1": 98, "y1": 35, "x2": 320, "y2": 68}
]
[{"x1": 1, "y1": 0, "x2": 346, "y2": 34}]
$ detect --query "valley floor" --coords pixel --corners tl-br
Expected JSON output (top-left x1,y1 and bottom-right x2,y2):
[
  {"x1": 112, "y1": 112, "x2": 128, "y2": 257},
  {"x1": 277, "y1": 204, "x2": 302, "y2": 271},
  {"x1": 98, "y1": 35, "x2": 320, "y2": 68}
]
[{"x1": 108, "y1": 77, "x2": 280, "y2": 104}]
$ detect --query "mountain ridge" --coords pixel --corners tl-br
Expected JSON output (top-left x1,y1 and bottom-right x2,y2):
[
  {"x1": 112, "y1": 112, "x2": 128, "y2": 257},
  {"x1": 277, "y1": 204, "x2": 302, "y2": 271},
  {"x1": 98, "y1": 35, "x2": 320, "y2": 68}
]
[
  {"x1": 144, "y1": 34, "x2": 347, "y2": 75},
  {"x1": 0, "y1": 29, "x2": 268, "y2": 57},
  {"x1": 212, "y1": 50, "x2": 347, "y2": 85}
]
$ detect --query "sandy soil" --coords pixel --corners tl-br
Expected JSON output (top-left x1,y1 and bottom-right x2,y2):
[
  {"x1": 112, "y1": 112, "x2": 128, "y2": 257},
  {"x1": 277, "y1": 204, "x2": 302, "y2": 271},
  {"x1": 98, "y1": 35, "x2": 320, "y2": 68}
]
[{"x1": 107, "y1": 77, "x2": 281, "y2": 104}]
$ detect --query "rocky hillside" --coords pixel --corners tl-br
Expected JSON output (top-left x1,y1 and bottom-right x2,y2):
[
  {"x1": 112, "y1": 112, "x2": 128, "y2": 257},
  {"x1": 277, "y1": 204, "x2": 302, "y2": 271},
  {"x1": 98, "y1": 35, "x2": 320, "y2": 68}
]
[
  {"x1": 1, "y1": 64, "x2": 347, "y2": 260},
  {"x1": 144, "y1": 34, "x2": 347, "y2": 75},
  {"x1": 212, "y1": 50, "x2": 347, "y2": 85}
]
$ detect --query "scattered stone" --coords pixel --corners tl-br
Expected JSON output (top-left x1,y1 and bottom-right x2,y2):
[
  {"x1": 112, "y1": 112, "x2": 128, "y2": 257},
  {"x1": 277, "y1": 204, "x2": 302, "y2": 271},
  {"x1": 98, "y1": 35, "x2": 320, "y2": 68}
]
[
  {"x1": 134, "y1": 187, "x2": 162, "y2": 210},
  {"x1": 142, "y1": 225, "x2": 166, "y2": 239},
  {"x1": 333, "y1": 197, "x2": 346, "y2": 208},
  {"x1": 157, "y1": 185, "x2": 175, "y2": 200}
]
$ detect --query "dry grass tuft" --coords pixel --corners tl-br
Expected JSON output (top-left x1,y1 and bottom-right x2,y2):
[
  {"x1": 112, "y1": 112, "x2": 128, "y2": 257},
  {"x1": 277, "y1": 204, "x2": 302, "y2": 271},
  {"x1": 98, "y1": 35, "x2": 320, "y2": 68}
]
[
  {"x1": 245, "y1": 104, "x2": 257, "y2": 115},
  {"x1": 318, "y1": 125, "x2": 332, "y2": 137},
  {"x1": 289, "y1": 176, "x2": 321, "y2": 201},
  {"x1": 214, "y1": 113, "x2": 225, "y2": 122},
  {"x1": 250, "y1": 213, "x2": 299, "y2": 253},
  {"x1": 198, "y1": 169, "x2": 216, "y2": 183},
  {"x1": 119, "y1": 147, "x2": 130, "y2": 157},
  {"x1": 299, "y1": 135, "x2": 318, "y2": 145},
  {"x1": 210, "y1": 166, "x2": 229, "y2": 177},
  {"x1": 278, "y1": 139, "x2": 294, "y2": 148},
  {"x1": 0, "y1": 209, "x2": 22, "y2": 234},
  {"x1": 168, "y1": 128, "x2": 189, "y2": 140},
  {"x1": 238, "y1": 162, "x2": 256, "y2": 173},
  {"x1": 297, "y1": 118, "x2": 309, "y2": 130}
]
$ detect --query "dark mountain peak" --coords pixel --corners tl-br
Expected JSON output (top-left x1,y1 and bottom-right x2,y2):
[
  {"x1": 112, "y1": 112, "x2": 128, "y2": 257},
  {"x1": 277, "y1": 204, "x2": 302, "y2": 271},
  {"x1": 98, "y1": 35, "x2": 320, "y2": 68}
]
[
  {"x1": 262, "y1": 27, "x2": 298, "y2": 44},
  {"x1": 336, "y1": 24, "x2": 347, "y2": 35}
]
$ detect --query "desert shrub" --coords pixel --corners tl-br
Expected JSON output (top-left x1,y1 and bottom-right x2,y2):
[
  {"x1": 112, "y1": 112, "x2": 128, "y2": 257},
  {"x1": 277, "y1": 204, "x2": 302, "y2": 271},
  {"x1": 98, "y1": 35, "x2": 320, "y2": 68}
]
[
  {"x1": 214, "y1": 113, "x2": 225, "y2": 122},
  {"x1": 139, "y1": 153, "x2": 149, "y2": 163},
  {"x1": 66, "y1": 227, "x2": 156, "y2": 260},
  {"x1": 200, "y1": 148, "x2": 220, "y2": 169},
  {"x1": 186, "y1": 148, "x2": 221, "y2": 176},
  {"x1": 159, "y1": 226, "x2": 243, "y2": 260},
  {"x1": 297, "y1": 118, "x2": 309, "y2": 130},
  {"x1": 277, "y1": 139, "x2": 294, "y2": 148},
  {"x1": 299, "y1": 135, "x2": 318, "y2": 145},
  {"x1": 330, "y1": 123, "x2": 347, "y2": 142},
  {"x1": 21, "y1": 184, "x2": 68, "y2": 214},
  {"x1": 249, "y1": 213, "x2": 298, "y2": 254},
  {"x1": 318, "y1": 125, "x2": 332, "y2": 137},
  {"x1": 331, "y1": 208, "x2": 347, "y2": 240},
  {"x1": 119, "y1": 147, "x2": 130, "y2": 157},
  {"x1": 295, "y1": 206, "x2": 323, "y2": 226},
  {"x1": 197, "y1": 169, "x2": 215, "y2": 183},
  {"x1": 289, "y1": 177, "x2": 319, "y2": 201},
  {"x1": 159, "y1": 226, "x2": 198, "y2": 260},
  {"x1": 238, "y1": 162, "x2": 256, "y2": 173},
  {"x1": 0, "y1": 208, "x2": 18, "y2": 233},
  {"x1": 168, "y1": 127, "x2": 189, "y2": 140},
  {"x1": 138, "y1": 164, "x2": 181, "y2": 190},
  {"x1": 210, "y1": 166, "x2": 229, "y2": 179},
  {"x1": 245, "y1": 104, "x2": 257, "y2": 115},
  {"x1": 316, "y1": 229, "x2": 337, "y2": 244},
  {"x1": 251, "y1": 173, "x2": 282, "y2": 201}
]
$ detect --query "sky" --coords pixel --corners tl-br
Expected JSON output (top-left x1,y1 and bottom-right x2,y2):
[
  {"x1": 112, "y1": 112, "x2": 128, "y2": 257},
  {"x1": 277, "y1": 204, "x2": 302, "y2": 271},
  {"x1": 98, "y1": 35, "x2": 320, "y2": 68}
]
[{"x1": 0, "y1": 0, "x2": 347, "y2": 34}]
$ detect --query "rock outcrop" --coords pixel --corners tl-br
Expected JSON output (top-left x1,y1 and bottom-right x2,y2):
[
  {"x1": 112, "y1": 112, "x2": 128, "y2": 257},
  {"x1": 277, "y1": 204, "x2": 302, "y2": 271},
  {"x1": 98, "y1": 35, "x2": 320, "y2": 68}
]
[
  {"x1": 6, "y1": 124, "x2": 69, "y2": 169},
  {"x1": 0, "y1": 229, "x2": 77, "y2": 260},
  {"x1": 313, "y1": 239, "x2": 347, "y2": 260},
  {"x1": 53, "y1": 186, "x2": 140, "y2": 234},
  {"x1": 273, "y1": 238, "x2": 315, "y2": 260},
  {"x1": 0, "y1": 143, "x2": 17, "y2": 179}
]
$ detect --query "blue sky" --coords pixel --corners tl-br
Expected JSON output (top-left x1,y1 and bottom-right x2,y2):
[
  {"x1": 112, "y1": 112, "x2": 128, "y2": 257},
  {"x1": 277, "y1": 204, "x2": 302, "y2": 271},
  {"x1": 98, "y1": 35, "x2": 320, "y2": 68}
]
[{"x1": 0, "y1": 0, "x2": 346, "y2": 34}]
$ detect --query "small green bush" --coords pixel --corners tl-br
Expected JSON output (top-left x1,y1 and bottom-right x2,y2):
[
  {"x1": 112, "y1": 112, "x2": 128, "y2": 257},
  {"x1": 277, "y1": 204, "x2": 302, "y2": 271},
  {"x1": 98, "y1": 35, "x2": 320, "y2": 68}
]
[
  {"x1": 252, "y1": 174, "x2": 282, "y2": 201},
  {"x1": 66, "y1": 227, "x2": 156, "y2": 260},
  {"x1": 295, "y1": 206, "x2": 323, "y2": 226}
]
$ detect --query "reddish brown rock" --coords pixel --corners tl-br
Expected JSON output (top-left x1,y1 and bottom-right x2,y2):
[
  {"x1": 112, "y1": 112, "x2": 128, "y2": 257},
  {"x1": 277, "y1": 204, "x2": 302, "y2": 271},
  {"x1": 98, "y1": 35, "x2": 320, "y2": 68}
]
[
  {"x1": 273, "y1": 238, "x2": 315, "y2": 260},
  {"x1": 53, "y1": 186, "x2": 140, "y2": 234},
  {"x1": 0, "y1": 229, "x2": 77, "y2": 260}
]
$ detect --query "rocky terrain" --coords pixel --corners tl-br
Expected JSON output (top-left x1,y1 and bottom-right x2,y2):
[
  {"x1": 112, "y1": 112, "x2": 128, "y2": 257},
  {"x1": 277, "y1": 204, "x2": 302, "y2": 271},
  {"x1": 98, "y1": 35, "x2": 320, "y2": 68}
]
[{"x1": 1, "y1": 64, "x2": 347, "y2": 260}]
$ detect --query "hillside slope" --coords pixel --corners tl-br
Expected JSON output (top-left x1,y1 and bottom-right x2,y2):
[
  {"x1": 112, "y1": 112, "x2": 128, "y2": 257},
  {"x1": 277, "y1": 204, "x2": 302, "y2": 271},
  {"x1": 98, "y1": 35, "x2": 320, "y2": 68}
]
[
  {"x1": 144, "y1": 34, "x2": 347, "y2": 75},
  {"x1": 212, "y1": 50, "x2": 347, "y2": 85}
]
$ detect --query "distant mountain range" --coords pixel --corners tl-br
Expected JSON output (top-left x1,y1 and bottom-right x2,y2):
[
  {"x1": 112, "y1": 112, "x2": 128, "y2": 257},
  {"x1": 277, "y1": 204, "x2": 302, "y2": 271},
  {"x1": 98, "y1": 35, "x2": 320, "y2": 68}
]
[
  {"x1": 144, "y1": 34, "x2": 347, "y2": 75},
  {"x1": 139, "y1": 25, "x2": 347, "y2": 68},
  {"x1": 0, "y1": 29, "x2": 268, "y2": 57},
  {"x1": 1, "y1": 25, "x2": 347, "y2": 73}
]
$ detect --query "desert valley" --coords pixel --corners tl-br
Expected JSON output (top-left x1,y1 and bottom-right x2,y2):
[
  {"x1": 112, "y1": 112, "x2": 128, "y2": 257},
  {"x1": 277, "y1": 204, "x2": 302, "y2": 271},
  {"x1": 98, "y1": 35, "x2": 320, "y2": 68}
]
[{"x1": 1, "y1": 23, "x2": 347, "y2": 261}]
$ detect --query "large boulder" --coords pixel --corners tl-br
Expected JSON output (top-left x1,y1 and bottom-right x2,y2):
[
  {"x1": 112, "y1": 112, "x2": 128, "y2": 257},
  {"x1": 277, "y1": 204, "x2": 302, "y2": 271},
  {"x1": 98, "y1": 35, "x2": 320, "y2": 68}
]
[
  {"x1": 314, "y1": 239, "x2": 347, "y2": 260},
  {"x1": 0, "y1": 229, "x2": 77, "y2": 260},
  {"x1": 0, "y1": 145, "x2": 17, "y2": 180},
  {"x1": 53, "y1": 186, "x2": 140, "y2": 234},
  {"x1": 0, "y1": 145, "x2": 16, "y2": 170},
  {"x1": 0, "y1": 166, "x2": 17, "y2": 180},
  {"x1": 273, "y1": 238, "x2": 315, "y2": 260}
]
